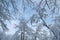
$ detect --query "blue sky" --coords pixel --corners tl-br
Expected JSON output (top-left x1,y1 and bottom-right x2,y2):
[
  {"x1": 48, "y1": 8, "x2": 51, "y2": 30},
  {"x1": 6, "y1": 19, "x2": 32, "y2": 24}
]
[
  {"x1": 5, "y1": 0, "x2": 51, "y2": 35},
  {"x1": 5, "y1": 0, "x2": 60, "y2": 35}
]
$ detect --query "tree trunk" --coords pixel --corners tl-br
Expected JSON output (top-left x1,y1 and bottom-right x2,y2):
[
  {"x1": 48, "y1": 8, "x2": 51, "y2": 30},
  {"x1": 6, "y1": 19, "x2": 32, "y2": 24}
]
[
  {"x1": 21, "y1": 32, "x2": 25, "y2": 40},
  {"x1": 35, "y1": 36, "x2": 37, "y2": 40}
]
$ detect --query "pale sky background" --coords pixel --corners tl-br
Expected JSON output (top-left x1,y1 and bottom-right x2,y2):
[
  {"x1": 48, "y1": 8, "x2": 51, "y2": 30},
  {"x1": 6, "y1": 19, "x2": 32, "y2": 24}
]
[{"x1": 4, "y1": 0, "x2": 60, "y2": 35}]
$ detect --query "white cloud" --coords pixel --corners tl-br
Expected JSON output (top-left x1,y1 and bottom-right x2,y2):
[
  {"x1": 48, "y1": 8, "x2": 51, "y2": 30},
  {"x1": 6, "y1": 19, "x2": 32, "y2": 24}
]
[{"x1": 5, "y1": 20, "x2": 19, "y2": 35}]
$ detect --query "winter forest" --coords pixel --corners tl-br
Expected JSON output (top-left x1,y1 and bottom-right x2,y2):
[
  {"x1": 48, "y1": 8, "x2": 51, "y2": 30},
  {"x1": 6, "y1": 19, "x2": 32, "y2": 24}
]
[{"x1": 0, "y1": 0, "x2": 60, "y2": 40}]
